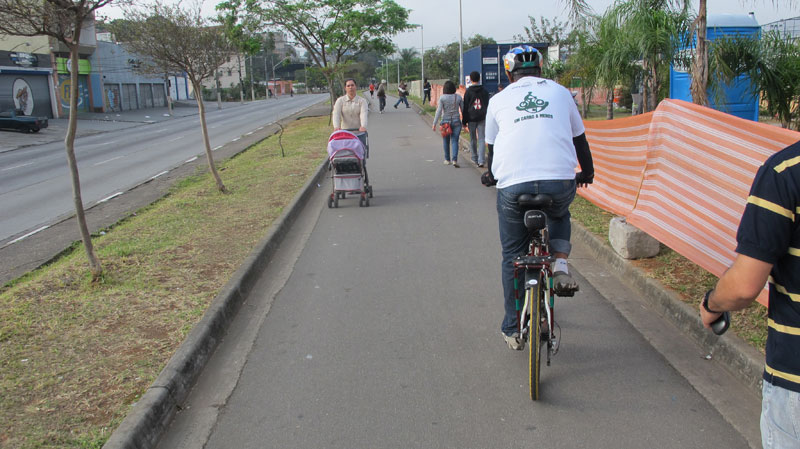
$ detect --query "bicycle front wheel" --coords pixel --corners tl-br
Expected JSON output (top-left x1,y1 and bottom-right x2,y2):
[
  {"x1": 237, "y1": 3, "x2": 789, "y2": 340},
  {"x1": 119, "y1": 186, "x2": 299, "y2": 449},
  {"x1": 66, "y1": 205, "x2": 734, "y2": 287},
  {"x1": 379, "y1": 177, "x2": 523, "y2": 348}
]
[{"x1": 528, "y1": 271, "x2": 544, "y2": 400}]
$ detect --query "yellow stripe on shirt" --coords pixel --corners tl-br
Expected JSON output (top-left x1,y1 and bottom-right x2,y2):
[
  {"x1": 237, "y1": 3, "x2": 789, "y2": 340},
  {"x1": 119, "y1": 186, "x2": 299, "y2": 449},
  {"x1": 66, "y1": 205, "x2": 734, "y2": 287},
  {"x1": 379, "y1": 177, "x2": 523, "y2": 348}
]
[
  {"x1": 790, "y1": 247, "x2": 800, "y2": 257},
  {"x1": 748, "y1": 196, "x2": 795, "y2": 221},
  {"x1": 768, "y1": 318, "x2": 800, "y2": 336},
  {"x1": 774, "y1": 155, "x2": 800, "y2": 173},
  {"x1": 771, "y1": 280, "x2": 800, "y2": 303},
  {"x1": 765, "y1": 364, "x2": 800, "y2": 385}
]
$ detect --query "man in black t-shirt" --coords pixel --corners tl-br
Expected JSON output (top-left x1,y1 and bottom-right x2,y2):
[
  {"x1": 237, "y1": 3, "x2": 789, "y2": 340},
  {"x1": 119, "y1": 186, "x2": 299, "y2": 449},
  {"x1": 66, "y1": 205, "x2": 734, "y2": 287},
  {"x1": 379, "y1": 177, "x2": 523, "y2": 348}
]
[{"x1": 700, "y1": 140, "x2": 800, "y2": 448}]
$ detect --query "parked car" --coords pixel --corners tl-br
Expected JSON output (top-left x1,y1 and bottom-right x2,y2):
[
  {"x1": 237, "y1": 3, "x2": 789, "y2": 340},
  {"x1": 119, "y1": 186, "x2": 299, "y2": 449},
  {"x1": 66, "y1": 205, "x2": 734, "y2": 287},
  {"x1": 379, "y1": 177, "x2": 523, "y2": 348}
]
[{"x1": 0, "y1": 109, "x2": 49, "y2": 133}]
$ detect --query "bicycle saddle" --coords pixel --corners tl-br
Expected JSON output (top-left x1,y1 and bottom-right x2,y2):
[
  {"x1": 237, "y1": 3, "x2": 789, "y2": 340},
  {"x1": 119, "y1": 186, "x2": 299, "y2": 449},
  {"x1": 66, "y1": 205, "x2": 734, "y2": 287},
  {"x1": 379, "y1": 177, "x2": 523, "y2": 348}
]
[{"x1": 517, "y1": 193, "x2": 553, "y2": 210}]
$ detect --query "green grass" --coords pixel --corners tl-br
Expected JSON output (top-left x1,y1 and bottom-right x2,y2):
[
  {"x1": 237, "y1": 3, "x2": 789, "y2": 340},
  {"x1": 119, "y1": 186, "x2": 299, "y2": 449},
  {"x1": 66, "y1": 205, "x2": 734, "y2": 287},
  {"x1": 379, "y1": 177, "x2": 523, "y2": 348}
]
[{"x1": 0, "y1": 116, "x2": 330, "y2": 449}]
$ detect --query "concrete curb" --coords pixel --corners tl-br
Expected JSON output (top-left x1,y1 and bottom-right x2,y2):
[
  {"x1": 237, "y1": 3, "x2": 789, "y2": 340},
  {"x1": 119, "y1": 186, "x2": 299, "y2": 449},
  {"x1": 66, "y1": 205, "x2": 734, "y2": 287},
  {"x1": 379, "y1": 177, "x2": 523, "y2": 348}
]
[
  {"x1": 571, "y1": 221, "x2": 765, "y2": 395},
  {"x1": 101, "y1": 139, "x2": 329, "y2": 449}
]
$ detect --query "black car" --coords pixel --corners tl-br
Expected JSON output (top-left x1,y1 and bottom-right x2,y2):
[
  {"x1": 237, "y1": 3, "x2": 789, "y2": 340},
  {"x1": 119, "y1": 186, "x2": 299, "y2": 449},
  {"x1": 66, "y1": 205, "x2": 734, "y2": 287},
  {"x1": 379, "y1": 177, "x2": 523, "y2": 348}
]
[{"x1": 0, "y1": 109, "x2": 49, "y2": 133}]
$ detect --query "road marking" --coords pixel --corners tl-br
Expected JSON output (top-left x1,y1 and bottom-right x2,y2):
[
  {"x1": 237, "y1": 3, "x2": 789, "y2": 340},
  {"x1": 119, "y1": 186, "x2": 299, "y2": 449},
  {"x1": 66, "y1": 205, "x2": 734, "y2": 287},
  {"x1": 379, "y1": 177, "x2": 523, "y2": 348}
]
[
  {"x1": 8, "y1": 226, "x2": 49, "y2": 245},
  {"x1": 213, "y1": 146, "x2": 223, "y2": 151},
  {"x1": 151, "y1": 170, "x2": 169, "y2": 180},
  {"x1": 94, "y1": 155, "x2": 124, "y2": 166},
  {"x1": 2, "y1": 162, "x2": 34, "y2": 171},
  {"x1": 232, "y1": 137, "x2": 241, "y2": 142},
  {"x1": 185, "y1": 156, "x2": 198, "y2": 163},
  {"x1": 98, "y1": 192, "x2": 123, "y2": 203},
  {"x1": 245, "y1": 131, "x2": 254, "y2": 136},
  {"x1": 168, "y1": 135, "x2": 184, "y2": 142}
]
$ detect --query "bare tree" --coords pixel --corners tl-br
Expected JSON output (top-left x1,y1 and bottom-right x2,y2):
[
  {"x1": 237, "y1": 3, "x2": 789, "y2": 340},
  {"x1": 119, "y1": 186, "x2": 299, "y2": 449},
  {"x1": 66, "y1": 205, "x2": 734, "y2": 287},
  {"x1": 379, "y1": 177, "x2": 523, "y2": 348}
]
[
  {"x1": 0, "y1": 0, "x2": 117, "y2": 279},
  {"x1": 112, "y1": 1, "x2": 235, "y2": 193}
]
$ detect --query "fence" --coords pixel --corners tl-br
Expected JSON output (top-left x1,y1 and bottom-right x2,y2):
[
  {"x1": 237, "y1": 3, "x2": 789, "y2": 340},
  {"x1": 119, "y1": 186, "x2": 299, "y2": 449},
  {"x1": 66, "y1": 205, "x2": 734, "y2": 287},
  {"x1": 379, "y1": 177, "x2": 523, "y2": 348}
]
[{"x1": 582, "y1": 99, "x2": 800, "y2": 304}]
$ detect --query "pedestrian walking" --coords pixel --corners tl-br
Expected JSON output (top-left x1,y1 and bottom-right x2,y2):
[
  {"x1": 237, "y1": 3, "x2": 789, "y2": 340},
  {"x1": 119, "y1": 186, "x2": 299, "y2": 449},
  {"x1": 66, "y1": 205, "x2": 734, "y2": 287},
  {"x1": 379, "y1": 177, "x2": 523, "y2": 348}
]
[
  {"x1": 423, "y1": 79, "x2": 431, "y2": 104},
  {"x1": 394, "y1": 81, "x2": 410, "y2": 108},
  {"x1": 432, "y1": 80, "x2": 464, "y2": 167},
  {"x1": 369, "y1": 82, "x2": 375, "y2": 98},
  {"x1": 377, "y1": 80, "x2": 387, "y2": 114},
  {"x1": 462, "y1": 71, "x2": 490, "y2": 167},
  {"x1": 699, "y1": 139, "x2": 800, "y2": 449}
]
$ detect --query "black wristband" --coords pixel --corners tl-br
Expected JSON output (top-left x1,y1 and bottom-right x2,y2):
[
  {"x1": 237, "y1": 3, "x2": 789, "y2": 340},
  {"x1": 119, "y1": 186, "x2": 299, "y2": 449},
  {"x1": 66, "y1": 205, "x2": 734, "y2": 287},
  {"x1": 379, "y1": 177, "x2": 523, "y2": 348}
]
[{"x1": 702, "y1": 289, "x2": 724, "y2": 314}]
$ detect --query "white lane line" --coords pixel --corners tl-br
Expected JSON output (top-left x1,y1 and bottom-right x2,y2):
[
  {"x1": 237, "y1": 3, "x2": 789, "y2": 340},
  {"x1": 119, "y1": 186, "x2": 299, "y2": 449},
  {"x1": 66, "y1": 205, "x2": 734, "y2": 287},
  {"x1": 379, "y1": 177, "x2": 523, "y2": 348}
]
[
  {"x1": 151, "y1": 170, "x2": 169, "y2": 180},
  {"x1": 2, "y1": 162, "x2": 34, "y2": 171},
  {"x1": 257, "y1": 126, "x2": 264, "y2": 130},
  {"x1": 232, "y1": 137, "x2": 241, "y2": 142},
  {"x1": 245, "y1": 131, "x2": 254, "y2": 136},
  {"x1": 98, "y1": 192, "x2": 123, "y2": 203},
  {"x1": 9, "y1": 226, "x2": 49, "y2": 245},
  {"x1": 213, "y1": 146, "x2": 223, "y2": 151},
  {"x1": 168, "y1": 135, "x2": 184, "y2": 142},
  {"x1": 185, "y1": 156, "x2": 198, "y2": 163},
  {"x1": 93, "y1": 155, "x2": 124, "y2": 166}
]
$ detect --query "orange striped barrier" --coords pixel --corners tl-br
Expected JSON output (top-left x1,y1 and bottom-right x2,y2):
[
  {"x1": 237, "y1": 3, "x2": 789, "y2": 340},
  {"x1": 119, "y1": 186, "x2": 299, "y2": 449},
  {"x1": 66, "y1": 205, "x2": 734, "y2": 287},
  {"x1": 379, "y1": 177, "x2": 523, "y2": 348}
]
[{"x1": 583, "y1": 99, "x2": 800, "y2": 305}]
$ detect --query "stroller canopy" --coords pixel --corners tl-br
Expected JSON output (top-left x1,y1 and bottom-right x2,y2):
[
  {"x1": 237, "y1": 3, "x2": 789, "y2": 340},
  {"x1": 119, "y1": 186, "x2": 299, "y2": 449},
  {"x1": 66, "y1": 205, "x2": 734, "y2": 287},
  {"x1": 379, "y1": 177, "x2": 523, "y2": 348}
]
[{"x1": 327, "y1": 130, "x2": 365, "y2": 160}]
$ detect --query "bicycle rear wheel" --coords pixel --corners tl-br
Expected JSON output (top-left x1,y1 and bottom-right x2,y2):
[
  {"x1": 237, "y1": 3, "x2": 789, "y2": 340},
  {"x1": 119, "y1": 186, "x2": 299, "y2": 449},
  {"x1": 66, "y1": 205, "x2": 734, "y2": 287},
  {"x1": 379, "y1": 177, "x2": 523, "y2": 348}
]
[{"x1": 528, "y1": 271, "x2": 544, "y2": 400}]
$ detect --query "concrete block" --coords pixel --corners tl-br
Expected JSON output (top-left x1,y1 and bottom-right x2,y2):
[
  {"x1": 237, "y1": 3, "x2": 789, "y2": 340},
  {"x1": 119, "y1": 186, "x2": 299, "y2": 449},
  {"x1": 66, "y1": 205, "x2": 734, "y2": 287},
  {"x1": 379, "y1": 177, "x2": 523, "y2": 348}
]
[{"x1": 609, "y1": 216, "x2": 661, "y2": 259}]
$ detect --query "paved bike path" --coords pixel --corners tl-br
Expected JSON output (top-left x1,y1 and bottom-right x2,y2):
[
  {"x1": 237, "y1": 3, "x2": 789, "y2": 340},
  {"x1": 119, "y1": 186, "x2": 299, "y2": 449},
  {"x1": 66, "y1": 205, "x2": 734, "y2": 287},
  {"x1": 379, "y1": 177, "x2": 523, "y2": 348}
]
[{"x1": 157, "y1": 96, "x2": 752, "y2": 448}]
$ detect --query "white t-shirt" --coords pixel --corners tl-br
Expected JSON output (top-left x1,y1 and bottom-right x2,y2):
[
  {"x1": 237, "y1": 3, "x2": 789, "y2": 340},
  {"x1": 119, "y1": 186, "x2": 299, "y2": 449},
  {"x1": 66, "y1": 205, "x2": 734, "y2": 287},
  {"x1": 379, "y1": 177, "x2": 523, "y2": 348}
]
[{"x1": 485, "y1": 76, "x2": 585, "y2": 189}]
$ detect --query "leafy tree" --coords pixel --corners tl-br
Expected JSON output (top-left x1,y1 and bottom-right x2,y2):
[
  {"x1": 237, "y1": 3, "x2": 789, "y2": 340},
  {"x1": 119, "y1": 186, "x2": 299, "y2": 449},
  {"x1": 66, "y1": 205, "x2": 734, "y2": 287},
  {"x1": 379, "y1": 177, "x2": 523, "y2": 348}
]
[
  {"x1": 0, "y1": 0, "x2": 114, "y2": 278},
  {"x1": 112, "y1": 1, "x2": 235, "y2": 193},
  {"x1": 227, "y1": 0, "x2": 413, "y2": 111},
  {"x1": 424, "y1": 34, "x2": 496, "y2": 83},
  {"x1": 609, "y1": 0, "x2": 690, "y2": 112},
  {"x1": 217, "y1": 0, "x2": 264, "y2": 102}
]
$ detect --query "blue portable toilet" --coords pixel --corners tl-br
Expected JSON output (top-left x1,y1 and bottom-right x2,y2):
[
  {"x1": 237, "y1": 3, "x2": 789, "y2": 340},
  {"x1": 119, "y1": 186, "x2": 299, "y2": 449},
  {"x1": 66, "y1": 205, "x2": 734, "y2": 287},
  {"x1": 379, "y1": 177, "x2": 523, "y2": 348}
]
[{"x1": 669, "y1": 13, "x2": 760, "y2": 121}]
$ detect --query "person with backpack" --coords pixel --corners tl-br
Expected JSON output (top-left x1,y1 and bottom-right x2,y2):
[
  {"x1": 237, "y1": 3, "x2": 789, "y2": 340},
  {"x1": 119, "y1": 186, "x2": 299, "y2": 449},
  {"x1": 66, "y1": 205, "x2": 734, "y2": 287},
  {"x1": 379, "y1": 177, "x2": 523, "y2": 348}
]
[{"x1": 462, "y1": 71, "x2": 490, "y2": 167}]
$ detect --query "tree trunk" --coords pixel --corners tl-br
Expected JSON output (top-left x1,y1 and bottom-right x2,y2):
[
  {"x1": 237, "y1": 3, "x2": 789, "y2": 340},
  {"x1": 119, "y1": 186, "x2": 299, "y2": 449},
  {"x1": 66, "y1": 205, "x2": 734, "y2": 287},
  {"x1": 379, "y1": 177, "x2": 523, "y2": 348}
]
[
  {"x1": 606, "y1": 88, "x2": 614, "y2": 120},
  {"x1": 250, "y1": 55, "x2": 255, "y2": 102},
  {"x1": 690, "y1": 0, "x2": 709, "y2": 106},
  {"x1": 193, "y1": 80, "x2": 227, "y2": 193},
  {"x1": 650, "y1": 65, "x2": 660, "y2": 112},
  {"x1": 65, "y1": 42, "x2": 102, "y2": 280},
  {"x1": 327, "y1": 76, "x2": 337, "y2": 124},
  {"x1": 215, "y1": 72, "x2": 222, "y2": 110},
  {"x1": 237, "y1": 54, "x2": 244, "y2": 104}
]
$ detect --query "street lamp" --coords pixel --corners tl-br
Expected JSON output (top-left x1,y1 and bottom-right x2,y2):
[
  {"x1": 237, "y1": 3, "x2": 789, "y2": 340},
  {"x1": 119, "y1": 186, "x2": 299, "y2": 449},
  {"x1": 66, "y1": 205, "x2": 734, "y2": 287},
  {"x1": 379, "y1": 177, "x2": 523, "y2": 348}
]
[
  {"x1": 458, "y1": 0, "x2": 464, "y2": 86},
  {"x1": 271, "y1": 55, "x2": 291, "y2": 98},
  {"x1": 9, "y1": 42, "x2": 30, "y2": 52}
]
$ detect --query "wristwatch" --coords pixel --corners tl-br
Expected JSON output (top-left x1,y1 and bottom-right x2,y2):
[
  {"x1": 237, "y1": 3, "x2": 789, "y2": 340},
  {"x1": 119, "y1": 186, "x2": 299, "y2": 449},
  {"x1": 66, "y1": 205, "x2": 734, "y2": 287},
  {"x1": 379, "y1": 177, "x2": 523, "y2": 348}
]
[{"x1": 702, "y1": 289, "x2": 723, "y2": 314}]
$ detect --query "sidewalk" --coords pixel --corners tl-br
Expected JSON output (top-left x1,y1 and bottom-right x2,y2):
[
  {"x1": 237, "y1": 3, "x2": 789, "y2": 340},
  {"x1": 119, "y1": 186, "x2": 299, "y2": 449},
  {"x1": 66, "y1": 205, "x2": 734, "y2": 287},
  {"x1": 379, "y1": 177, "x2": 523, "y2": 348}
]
[
  {"x1": 106, "y1": 93, "x2": 762, "y2": 448},
  {"x1": 0, "y1": 101, "x2": 246, "y2": 153}
]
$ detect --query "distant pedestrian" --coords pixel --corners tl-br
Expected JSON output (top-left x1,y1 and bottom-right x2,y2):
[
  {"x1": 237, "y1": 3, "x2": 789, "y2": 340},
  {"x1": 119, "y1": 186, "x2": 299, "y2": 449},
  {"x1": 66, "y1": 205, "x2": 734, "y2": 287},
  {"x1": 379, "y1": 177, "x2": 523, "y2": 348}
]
[
  {"x1": 394, "y1": 81, "x2": 410, "y2": 108},
  {"x1": 462, "y1": 71, "x2": 490, "y2": 167},
  {"x1": 377, "y1": 80, "x2": 387, "y2": 114},
  {"x1": 432, "y1": 80, "x2": 463, "y2": 167},
  {"x1": 423, "y1": 79, "x2": 431, "y2": 104},
  {"x1": 369, "y1": 82, "x2": 375, "y2": 98}
]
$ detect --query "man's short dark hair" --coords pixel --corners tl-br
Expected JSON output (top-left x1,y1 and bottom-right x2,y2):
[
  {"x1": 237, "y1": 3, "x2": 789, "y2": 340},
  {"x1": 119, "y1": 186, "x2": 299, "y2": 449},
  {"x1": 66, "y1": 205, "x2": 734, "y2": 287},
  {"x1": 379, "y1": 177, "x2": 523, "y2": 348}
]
[{"x1": 470, "y1": 71, "x2": 480, "y2": 83}]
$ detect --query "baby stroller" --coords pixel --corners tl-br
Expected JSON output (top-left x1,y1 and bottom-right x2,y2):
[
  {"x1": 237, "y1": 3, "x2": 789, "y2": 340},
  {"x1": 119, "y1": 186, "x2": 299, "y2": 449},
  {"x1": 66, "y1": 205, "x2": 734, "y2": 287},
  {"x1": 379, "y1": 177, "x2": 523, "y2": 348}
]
[{"x1": 326, "y1": 130, "x2": 373, "y2": 208}]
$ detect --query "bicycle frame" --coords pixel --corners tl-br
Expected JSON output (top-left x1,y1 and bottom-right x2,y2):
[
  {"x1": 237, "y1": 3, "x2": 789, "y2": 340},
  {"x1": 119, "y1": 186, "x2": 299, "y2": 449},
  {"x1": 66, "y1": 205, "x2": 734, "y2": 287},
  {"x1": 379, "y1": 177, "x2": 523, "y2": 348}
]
[{"x1": 515, "y1": 227, "x2": 557, "y2": 362}]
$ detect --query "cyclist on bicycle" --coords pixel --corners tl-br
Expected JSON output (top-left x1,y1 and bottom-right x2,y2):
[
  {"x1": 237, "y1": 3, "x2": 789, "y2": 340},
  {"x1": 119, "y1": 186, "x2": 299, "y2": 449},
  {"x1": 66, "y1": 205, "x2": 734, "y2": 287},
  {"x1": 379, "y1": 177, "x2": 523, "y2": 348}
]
[{"x1": 483, "y1": 45, "x2": 594, "y2": 350}]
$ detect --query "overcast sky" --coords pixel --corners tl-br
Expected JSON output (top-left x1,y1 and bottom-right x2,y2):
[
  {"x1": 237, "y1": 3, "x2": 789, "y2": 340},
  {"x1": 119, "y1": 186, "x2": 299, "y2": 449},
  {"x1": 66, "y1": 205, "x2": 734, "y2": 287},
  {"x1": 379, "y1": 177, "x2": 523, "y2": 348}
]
[{"x1": 392, "y1": 0, "x2": 799, "y2": 50}]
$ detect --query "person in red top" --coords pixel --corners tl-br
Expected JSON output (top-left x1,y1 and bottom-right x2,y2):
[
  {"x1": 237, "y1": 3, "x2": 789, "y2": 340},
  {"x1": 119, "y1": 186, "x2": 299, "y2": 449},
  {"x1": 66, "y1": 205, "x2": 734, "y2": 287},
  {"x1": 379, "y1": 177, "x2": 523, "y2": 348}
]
[{"x1": 369, "y1": 82, "x2": 375, "y2": 98}]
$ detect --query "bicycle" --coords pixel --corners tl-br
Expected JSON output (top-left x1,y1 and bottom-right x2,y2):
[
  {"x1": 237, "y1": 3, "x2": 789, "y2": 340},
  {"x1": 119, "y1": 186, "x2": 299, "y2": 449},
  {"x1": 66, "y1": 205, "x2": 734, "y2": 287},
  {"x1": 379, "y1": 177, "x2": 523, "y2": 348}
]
[{"x1": 512, "y1": 193, "x2": 575, "y2": 401}]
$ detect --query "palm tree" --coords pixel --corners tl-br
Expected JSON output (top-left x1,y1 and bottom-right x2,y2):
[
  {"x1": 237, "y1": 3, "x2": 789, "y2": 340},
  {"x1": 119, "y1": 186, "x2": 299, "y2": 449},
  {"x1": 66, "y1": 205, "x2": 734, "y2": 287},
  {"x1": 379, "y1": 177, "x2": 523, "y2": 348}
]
[
  {"x1": 398, "y1": 47, "x2": 419, "y2": 80},
  {"x1": 609, "y1": 0, "x2": 690, "y2": 112},
  {"x1": 710, "y1": 31, "x2": 800, "y2": 130}
]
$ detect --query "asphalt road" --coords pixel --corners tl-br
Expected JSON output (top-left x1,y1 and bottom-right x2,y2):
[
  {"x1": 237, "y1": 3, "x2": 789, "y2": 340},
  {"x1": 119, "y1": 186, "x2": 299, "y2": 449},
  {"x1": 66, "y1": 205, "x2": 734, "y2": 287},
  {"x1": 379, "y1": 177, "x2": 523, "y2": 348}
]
[
  {"x1": 0, "y1": 94, "x2": 327, "y2": 244},
  {"x1": 155, "y1": 97, "x2": 755, "y2": 448}
]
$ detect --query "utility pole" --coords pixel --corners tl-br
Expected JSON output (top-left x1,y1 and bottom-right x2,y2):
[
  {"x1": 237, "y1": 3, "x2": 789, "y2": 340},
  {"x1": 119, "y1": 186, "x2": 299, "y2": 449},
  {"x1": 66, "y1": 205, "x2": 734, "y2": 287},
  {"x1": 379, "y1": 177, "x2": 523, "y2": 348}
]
[
  {"x1": 458, "y1": 0, "x2": 464, "y2": 86},
  {"x1": 249, "y1": 54, "x2": 255, "y2": 101},
  {"x1": 421, "y1": 24, "x2": 425, "y2": 98}
]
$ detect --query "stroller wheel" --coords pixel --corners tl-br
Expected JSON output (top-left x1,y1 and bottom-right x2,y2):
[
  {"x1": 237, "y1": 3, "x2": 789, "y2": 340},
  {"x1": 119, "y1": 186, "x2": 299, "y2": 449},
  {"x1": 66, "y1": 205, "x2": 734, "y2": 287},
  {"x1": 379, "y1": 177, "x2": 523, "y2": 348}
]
[
  {"x1": 365, "y1": 196, "x2": 370, "y2": 207},
  {"x1": 327, "y1": 195, "x2": 333, "y2": 208},
  {"x1": 359, "y1": 197, "x2": 365, "y2": 207},
  {"x1": 334, "y1": 194, "x2": 339, "y2": 208},
  {"x1": 367, "y1": 185, "x2": 373, "y2": 198}
]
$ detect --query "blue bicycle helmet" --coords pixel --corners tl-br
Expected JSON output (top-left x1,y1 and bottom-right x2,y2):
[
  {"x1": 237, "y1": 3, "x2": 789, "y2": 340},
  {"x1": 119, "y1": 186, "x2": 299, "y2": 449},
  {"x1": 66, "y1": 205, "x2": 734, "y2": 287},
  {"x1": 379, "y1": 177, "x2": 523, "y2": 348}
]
[{"x1": 503, "y1": 45, "x2": 541, "y2": 73}]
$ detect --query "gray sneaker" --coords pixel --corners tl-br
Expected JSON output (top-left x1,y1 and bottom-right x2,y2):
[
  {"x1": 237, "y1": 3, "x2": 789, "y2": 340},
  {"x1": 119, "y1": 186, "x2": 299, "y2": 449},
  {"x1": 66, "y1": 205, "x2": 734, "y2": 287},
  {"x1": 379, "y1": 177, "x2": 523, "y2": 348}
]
[
  {"x1": 503, "y1": 332, "x2": 524, "y2": 350},
  {"x1": 553, "y1": 271, "x2": 579, "y2": 296}
]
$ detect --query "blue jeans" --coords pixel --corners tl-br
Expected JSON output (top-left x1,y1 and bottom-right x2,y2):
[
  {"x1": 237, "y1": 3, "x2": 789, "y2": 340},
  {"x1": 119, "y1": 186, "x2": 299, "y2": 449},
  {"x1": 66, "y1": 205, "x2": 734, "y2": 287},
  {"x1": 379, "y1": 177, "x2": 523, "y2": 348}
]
[
  {"x1": 761, "y1": 381, "x2": 800, "y2": 448},
  {"x1": 467, "y1": 121, "x2": 486, "y2": 165},
  {"x1": 442, "y1": 121, "x2": 462, "y2": 162},
  {"x1": 497, "y1": 179, "x2": 576, "y2": 335},
  {"x1": 394, "y1": 96, "x2": 409, "y2": 107}
]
